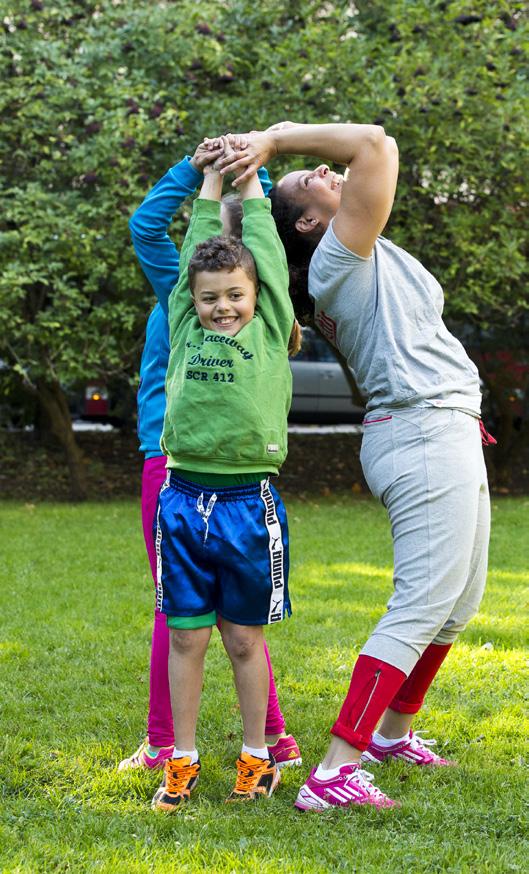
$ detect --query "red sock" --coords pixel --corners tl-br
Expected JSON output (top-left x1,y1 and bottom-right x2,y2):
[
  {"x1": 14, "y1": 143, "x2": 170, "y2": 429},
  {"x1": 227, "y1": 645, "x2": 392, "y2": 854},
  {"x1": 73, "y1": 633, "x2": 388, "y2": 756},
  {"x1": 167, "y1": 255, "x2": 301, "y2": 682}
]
[
  {"x1": 389, "y1": 643, "x2": 452, "y2": 714},
  {"x1": 331, "y1": 655, "x2": 406, "y2": 751}
]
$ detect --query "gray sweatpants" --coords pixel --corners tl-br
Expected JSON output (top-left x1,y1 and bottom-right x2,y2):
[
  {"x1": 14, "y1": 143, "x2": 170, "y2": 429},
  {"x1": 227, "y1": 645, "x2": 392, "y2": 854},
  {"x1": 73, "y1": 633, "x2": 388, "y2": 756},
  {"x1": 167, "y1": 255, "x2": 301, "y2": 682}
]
[{"x1": 359, "y1": 407, "x2": 490, "y2": 675}]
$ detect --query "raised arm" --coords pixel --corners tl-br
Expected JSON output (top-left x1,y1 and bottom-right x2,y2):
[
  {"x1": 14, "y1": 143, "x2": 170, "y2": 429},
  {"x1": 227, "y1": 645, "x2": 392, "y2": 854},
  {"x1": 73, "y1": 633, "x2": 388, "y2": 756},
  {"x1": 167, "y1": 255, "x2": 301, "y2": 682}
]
[
  {"x1": 168, "y1": 160, "x2": 225, "y2": 332},
  {"x1": 177, "y1": 155, "x2": 224, "y2": 278},
  {"x1": 218, "y1": 123, "x2": 399, "y2": 258},
  {"x1": 236, "y1": 166, "x2": 293, "y2": 344},
  {"x1": 129, "y1": 143, "x2": 223, "y2": 315}
]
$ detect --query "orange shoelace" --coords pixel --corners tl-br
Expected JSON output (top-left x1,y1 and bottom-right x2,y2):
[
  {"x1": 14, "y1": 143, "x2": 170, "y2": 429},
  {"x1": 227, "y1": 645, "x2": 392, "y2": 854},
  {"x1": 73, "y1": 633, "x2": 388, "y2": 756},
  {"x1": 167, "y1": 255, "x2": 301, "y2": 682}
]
[
  {"x1": 166, "y1": 760, "x2": 200, "y2": 797},
  {"x1": 233, "y1": 758, "x2": 269, "y2": 794}
]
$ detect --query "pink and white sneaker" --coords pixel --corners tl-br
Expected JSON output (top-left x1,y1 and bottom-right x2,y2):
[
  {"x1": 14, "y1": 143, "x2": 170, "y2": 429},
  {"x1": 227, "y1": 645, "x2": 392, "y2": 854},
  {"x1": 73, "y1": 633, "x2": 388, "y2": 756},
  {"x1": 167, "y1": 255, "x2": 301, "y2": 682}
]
[
  {"x1": 267, "y1": 735, "x2": 302, "y2": 769},
  {"x1": 118, "y1": 737, "x2": 174, "y2": 771},
  {"x1": 294, "y1": 763, "x2": 397, "y2": 811},
  {"x1": 362, "y1": 731, "x2": 454, "y2": 767}
]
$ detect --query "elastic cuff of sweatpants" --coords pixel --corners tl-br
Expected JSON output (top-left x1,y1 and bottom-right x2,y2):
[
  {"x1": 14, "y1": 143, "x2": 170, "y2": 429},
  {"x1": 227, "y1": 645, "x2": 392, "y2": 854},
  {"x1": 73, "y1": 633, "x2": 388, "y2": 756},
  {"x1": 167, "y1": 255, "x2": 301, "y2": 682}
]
[
  {"x1": 167, "y1": 611, "x2": 217, "y2": 629},
  {"x1": 432, "y1": 630, "x2": 460, "y2": 645},
  {"x1": 330, "y1": 721, "x2": 371, "y2": 753},
  {"x1": 388, "y1": 697, "x2": 423, "y2": 715},
  {"x1": 361, "y1": 633, "x2": 420, "y2": 676},
  {"x1": 265, "y1": 716, "x2": 286, "y2": 736},
  {"x1": 147, "y1": 734, "x2": 174, "y2": 748}
]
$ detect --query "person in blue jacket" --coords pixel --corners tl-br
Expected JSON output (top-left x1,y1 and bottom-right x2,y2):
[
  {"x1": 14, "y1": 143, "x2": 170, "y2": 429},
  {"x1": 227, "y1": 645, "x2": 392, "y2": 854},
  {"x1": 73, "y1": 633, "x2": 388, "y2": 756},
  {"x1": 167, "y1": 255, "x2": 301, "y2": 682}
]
[{"x1": 119, "y1": 141, "x2": 301, "y2": 773}]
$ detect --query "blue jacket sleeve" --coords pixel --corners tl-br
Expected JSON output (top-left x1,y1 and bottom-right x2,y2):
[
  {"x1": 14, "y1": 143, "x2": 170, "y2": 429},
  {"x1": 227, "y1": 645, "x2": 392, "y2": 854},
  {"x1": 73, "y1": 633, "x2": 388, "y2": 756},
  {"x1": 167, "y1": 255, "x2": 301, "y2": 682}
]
[
  {"x1": 257, "y1": 166, "x2": 273, "y2": 197},
  {"x1": 129, "y1": 157, "x2": 203, "y2": 315}
]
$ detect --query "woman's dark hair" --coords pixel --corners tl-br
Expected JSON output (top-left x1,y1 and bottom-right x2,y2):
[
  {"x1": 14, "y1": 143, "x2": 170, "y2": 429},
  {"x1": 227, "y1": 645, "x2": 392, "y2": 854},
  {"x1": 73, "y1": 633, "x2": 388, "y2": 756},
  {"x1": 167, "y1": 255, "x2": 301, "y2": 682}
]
[
  {"x1": 269, "y1": 184, "x2": 323, "y2": 324},
  {"x1": 221, "y1": 194, "x2": 243, "y2": 238}
]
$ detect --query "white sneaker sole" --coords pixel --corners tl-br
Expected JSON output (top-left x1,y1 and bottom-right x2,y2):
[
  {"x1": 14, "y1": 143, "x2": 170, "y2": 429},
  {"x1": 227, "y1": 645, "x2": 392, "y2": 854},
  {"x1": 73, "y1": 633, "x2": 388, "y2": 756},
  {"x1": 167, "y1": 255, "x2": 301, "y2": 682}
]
[
  {"x1": 294, "y1": 785, "x2": 330, "y2": 811},
  {"x1": 276, "y1": 756, "x2": 302, "y2": 770}
]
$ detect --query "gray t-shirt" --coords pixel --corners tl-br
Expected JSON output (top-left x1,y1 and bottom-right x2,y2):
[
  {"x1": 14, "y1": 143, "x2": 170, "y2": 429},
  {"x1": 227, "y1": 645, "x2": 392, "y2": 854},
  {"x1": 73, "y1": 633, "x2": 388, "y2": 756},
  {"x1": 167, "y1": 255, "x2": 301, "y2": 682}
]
[{"x1": 309, "y1": 222, "x2": 482, "y2": 415}]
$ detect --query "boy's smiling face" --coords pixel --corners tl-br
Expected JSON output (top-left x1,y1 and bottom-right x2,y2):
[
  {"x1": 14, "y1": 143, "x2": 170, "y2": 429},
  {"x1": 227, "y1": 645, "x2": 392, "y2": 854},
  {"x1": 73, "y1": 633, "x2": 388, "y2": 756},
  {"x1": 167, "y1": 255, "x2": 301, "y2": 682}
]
[{"x1": 192, "y1": 267, "x2": 257, "y2": 336}]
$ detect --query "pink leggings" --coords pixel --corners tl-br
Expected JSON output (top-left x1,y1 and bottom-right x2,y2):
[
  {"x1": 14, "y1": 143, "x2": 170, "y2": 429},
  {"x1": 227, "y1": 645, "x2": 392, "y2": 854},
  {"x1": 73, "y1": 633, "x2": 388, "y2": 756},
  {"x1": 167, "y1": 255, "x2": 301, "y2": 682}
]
[{"x1": 142, "y1": 456, "x2": 286, "y2": 747}]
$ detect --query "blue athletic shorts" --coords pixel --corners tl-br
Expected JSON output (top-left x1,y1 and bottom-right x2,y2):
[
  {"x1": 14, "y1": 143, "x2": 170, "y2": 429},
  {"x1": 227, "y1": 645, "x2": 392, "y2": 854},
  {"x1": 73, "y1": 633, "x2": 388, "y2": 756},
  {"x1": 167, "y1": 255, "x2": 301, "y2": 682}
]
[{"x1": 154, "y1": 473, "x2": 291, "y2": 626}]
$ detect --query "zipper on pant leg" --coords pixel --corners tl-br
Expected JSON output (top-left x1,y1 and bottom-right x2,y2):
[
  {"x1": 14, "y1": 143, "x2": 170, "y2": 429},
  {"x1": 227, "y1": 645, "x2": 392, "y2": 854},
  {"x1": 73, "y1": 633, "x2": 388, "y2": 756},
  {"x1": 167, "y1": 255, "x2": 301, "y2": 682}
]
[{"x1": 354, "y1": 670, "x2": 381, "y2": 732}]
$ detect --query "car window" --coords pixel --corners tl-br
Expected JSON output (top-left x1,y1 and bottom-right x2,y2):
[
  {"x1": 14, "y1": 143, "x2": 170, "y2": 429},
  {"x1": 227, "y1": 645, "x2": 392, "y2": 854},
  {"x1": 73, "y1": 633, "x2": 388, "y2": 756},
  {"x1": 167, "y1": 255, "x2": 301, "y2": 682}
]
[
  {"x1": 291, "y1": 327, "x2": 339, "y2": 363},
  {"x1": 312, "y1": 333, "x2": 339, "y2": 362},
  {"x1": 291, "y1": 330, "x2": 316, "y2": 361}
]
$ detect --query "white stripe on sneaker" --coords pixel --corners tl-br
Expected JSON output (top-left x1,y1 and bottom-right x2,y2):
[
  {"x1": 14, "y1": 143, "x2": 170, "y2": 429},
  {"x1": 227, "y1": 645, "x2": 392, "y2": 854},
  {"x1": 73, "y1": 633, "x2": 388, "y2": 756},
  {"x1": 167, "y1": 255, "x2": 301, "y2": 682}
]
[
  {"x1": 329, "y1": 785, "x2": 362, "y2": 804},
  {"x1": 296, "y1": 786, "x2": 330, "y2": 809}
]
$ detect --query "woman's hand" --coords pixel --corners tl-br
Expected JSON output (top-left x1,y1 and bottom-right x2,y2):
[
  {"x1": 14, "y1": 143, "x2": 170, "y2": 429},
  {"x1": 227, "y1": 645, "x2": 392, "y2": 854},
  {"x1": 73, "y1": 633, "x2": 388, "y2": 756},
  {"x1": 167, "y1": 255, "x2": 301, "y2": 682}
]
[{"x1": 217, "y1": 130, "x2": 277, "y2": 187}]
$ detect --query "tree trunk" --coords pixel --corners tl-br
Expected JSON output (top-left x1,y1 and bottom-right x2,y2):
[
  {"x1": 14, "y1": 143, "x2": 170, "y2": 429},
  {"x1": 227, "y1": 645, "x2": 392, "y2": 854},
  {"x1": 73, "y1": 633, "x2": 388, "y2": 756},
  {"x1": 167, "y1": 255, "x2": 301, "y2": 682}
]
[{"x1": 36, "y1": 378, "x2": 88, "y2": 501}]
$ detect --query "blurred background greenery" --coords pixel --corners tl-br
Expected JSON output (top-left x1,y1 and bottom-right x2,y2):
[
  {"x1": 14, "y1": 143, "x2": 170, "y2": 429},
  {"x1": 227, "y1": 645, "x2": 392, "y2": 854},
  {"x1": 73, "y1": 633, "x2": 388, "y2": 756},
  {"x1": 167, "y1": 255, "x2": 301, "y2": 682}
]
[{"x1": 1, "y1": 0, "x2": 527, "y2": 497}]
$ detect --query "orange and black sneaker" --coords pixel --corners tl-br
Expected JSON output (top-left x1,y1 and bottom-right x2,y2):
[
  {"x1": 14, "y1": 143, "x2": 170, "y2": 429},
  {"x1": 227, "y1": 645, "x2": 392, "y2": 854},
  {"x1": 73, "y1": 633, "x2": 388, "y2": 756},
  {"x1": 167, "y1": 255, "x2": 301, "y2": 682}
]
[
  {"x1": 151, "y1": 756, "x2": 201, "y2": 812},
  {"x1": 226, "y1": 752, "x2": 280, "y2": 802}
]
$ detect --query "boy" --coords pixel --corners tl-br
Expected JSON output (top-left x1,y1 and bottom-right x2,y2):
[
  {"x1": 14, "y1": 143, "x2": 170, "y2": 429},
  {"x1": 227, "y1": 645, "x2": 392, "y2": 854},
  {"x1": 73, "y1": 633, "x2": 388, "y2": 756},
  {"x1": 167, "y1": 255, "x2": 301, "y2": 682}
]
[
  {"x1": 121, "y1": 141, "x2": 301, "y2": 774},
  {"x1": 152, "y1": 139, "x2": 295, "y2": 810}
]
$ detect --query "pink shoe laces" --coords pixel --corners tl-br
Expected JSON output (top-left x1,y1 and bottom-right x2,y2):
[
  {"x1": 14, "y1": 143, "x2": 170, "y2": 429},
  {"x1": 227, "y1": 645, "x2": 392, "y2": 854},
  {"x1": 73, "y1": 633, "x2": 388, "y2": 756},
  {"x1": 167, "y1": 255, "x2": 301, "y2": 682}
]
[
  {"x1": 407, "y1": 732, "x2": 445, "y2": 763},
  {"x1": 346, "y1": 767, "x2": 391, "y2": 804}
]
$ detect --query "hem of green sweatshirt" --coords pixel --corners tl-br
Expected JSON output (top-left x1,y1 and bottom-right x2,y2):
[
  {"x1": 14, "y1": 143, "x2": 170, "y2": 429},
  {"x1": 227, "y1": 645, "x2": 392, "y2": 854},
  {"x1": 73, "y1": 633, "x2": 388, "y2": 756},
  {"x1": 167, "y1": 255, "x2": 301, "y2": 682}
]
[{"x1": 166, "y1": 457, "x2": 280, "y2": 476}]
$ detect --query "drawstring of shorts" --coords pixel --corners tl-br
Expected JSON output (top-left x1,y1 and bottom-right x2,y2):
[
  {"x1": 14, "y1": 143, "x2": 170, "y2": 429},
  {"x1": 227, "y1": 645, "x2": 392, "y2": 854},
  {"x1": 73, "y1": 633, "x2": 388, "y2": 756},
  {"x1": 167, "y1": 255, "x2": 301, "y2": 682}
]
[
  {"x1": 196, "y1": 492, "x2": 218, "y2": 543},
  {"x1": 479, "y1": 419, "x2": 497, "y2": 446}
]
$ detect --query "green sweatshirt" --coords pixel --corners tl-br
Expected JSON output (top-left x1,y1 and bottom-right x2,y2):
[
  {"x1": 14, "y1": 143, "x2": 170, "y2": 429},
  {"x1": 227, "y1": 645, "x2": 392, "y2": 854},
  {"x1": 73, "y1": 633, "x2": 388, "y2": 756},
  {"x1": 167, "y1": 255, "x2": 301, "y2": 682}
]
[{"x1": 161, "y1": 197, "x2": 294, "y2": 475}]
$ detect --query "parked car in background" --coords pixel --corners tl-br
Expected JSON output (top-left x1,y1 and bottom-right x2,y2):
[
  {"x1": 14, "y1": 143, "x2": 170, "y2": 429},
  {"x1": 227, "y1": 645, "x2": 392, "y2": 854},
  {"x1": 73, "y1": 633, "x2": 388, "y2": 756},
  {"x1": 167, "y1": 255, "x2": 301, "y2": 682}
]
[
  {"x1": 69, "y1": 330, "x2": 364, "y2": 428},
  {"x1": 289, "y1": 328, "x2": 365, "y2": 422},
  {"x1": 83, "y1": 384, "x2": 109, "y2": 419}
]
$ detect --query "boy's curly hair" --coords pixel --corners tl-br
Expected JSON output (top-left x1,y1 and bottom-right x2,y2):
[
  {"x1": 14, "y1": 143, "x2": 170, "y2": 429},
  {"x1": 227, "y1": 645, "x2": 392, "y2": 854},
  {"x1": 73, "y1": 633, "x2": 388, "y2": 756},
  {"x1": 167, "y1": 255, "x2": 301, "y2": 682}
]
[
  {"x1": 188, "y1": 235, "x2": 258, "y2": 293},
  {"x1": 189, "y1": 231, "x2": 302, "y2": 357}
]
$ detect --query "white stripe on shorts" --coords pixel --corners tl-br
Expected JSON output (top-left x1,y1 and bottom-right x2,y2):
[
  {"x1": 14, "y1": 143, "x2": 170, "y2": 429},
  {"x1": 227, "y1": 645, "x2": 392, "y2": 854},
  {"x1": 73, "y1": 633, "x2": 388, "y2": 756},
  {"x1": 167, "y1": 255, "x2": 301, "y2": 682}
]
[
  {"x1": 154, "y1": 472, "x2": 171, "y2": 612},
  {"x1": 260, "y1": 478, "x2": 285, "y2": 624}
]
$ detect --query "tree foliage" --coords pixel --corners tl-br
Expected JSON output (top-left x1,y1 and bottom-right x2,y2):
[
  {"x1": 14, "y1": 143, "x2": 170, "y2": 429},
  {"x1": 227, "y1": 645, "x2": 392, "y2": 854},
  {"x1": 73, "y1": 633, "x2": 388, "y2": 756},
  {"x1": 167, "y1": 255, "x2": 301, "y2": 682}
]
[{"x1": 1, "y1": 0, "x2": 527, "y2": 493}]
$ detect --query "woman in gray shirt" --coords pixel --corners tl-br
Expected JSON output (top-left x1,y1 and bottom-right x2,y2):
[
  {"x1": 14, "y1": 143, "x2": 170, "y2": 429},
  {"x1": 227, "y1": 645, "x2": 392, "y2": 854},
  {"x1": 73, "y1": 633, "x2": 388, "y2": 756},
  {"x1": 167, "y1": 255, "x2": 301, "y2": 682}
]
[{"x1": 217, "y1": 123, "x2": 491, "y2": 811}]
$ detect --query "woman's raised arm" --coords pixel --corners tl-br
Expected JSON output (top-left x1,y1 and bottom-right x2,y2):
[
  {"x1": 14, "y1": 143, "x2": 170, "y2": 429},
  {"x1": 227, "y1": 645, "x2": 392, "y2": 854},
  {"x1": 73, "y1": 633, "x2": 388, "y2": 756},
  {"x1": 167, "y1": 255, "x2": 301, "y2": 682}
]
[{"x1": 218, "y1": 122, "x2": 399, "y2": 258}]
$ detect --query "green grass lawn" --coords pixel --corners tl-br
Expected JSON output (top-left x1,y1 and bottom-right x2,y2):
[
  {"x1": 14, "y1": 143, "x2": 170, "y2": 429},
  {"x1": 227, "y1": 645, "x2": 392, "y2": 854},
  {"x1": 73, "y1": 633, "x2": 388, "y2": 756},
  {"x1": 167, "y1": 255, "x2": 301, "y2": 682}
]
[{"x1": 0, "y1": 496, "x2": 527, "y2": 873}]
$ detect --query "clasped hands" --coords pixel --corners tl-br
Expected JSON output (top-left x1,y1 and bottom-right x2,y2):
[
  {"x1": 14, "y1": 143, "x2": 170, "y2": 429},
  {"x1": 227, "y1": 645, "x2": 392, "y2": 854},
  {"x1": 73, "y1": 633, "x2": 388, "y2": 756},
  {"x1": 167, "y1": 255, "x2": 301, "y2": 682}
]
[{"x1": 192, "y1": 122, "x2": 295, "y2": 185}]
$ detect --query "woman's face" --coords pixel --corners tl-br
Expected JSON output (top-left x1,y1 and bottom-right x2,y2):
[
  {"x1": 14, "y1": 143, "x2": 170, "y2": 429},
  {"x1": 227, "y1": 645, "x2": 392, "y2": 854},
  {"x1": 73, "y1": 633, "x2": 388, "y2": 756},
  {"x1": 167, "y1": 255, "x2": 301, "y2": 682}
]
[{"x1": 277, "y1": 164, "x2": 343, "y2": 226}]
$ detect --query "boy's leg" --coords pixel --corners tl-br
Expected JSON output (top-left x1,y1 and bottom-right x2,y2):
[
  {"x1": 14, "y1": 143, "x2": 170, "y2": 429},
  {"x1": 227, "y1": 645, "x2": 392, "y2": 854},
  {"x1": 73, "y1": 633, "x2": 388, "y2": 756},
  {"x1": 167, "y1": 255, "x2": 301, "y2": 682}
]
[
  {"x1": 152, "y1": 624, "x2": 212, "y2": 812},
  {"x1": 217, "y1": 619, "x2": 300, "y2": 766},
  {"x1": 212, "y1": 480, "x2": 291, "y2": 797},
  {"x1": 221, "y1": 619, "x2": 281, "y2": 801},
  {"x1": 169, "y1": 626, "x2": 212, "y2": 750},
  {"x1": 216, "y1": 619, "x2": 284, "y2": 739},
  {"x1": 151, "y1": 475, "x2": 218, "y2": 810},
  {"x1": 221, "y1": 620, "x2": 268, "y2": 749}
]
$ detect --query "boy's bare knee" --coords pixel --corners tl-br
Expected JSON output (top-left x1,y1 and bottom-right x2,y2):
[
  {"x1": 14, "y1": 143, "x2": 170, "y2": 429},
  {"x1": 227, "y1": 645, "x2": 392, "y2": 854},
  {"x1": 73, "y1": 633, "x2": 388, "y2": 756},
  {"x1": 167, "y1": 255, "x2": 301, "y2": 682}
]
[
  {"x1": 222, "y1": 626, "x2": 261, "y2": 661},
  {"x1": 170, "y1": 627, "x2": 209, "y2": 656}
]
